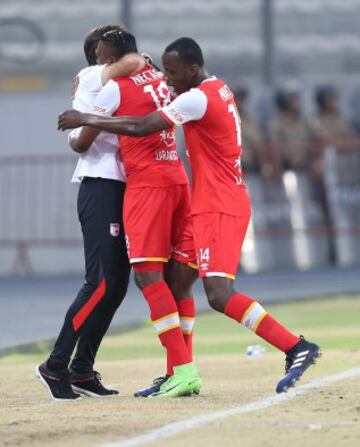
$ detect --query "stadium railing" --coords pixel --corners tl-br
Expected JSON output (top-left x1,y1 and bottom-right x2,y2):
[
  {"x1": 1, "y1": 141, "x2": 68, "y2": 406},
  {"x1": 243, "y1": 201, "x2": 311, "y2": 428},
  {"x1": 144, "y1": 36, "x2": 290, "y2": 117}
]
[{"x1": 241, "y1": 139, "x2": 360, "y2": 271}]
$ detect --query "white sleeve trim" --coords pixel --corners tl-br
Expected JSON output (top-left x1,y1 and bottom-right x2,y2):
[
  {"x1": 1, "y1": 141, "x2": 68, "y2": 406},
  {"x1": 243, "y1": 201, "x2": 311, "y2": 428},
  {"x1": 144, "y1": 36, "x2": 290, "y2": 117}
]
[
  {"x1": 93, "y1": 80, "x2": 121, "y2": 116},
  {"x1": 160, "y1": 88, "x2": 207, "y2": 126}
]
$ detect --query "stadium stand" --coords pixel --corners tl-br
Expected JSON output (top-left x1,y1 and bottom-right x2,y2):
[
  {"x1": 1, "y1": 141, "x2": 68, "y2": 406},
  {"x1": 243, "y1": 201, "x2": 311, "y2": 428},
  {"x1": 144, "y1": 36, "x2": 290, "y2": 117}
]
[{"x1": 1, "y1": 0, "x2": 360, "y2": 85}]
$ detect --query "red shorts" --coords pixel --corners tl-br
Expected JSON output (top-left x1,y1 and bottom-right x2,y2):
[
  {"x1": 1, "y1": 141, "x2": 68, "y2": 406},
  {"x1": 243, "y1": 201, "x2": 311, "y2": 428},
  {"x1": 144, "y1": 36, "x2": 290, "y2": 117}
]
[
  {"x1": 124, "y1": 184, "x2": 196, "y2": 268},
  {"x1": 192, "y1": 212, "x2": 250, "y2": 279}
]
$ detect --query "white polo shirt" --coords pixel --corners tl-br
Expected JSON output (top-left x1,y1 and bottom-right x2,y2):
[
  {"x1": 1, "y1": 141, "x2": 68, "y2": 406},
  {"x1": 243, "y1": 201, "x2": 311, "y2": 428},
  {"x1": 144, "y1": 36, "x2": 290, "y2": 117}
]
[{"x1": 70, "y1": 64, "x2": 126, "y2": 184}]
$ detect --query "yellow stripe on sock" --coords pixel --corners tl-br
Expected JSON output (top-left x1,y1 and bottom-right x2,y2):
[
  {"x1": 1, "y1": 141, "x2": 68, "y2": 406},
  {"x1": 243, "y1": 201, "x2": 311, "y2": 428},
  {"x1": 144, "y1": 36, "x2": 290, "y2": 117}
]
[
  {"x1": 157, "y1": 323, "x2": 181, "y2": 335},
  {"x1": 152, "y1": 312, "x2": 179, "y2": 325},
  {"x1": 180, "y1": 317, "x2": 194, "y2": 334},
  {"x1": 253, "y1": 311, "x2": 268, "y2": 332},
  {"x1": 240, "y1": 302, "x2": 258, "y2": 325}
]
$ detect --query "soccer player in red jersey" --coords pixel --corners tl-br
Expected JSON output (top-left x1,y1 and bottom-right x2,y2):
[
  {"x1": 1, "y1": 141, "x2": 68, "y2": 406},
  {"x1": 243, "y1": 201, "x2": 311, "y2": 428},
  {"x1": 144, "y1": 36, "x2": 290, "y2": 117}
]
[
  {"x1": 63, "y1": 31, "x2": 201, "y2": 398},
  {"x1": 59, "y1": 37, "x2": 321, "y2": 394}
]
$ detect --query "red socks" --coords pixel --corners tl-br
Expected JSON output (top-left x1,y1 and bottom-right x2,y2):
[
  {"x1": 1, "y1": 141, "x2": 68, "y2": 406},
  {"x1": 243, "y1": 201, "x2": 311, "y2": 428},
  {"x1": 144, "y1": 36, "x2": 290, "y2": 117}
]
[
  {"x1": 166, "y1": 298, "x2": 195, "y2": 376},
  {"x1": 224, "y1": 293, "x2": 299, "y2": 352},
  {"x1": 142, "y1": 281, "x2": 191, "y2": 368},
  {"x1": 177, "y1": 298, "x2": 195, "y2": 359},
  {"x1": 255, "y1": 314, "x2": 300, "y2": 352}
]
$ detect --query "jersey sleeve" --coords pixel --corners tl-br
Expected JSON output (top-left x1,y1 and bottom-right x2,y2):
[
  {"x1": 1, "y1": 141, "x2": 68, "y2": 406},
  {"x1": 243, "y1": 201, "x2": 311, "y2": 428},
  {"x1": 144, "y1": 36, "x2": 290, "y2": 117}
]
[
  {"x1": 72, "y1": 65, "x2": 105, "y2": 112},
  {"x1": 93, "y1": 80, "x2": 121, "y2": 116},
  {"x1": 159, "y1": 88, "x2": 207, "y2": 126}
]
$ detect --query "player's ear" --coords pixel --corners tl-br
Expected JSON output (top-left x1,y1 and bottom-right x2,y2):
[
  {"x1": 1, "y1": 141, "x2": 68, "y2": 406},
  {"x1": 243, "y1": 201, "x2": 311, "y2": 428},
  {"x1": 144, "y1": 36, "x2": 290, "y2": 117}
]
[{"x1": 189, "y1": 64, "x2": 200, "y2": 76}]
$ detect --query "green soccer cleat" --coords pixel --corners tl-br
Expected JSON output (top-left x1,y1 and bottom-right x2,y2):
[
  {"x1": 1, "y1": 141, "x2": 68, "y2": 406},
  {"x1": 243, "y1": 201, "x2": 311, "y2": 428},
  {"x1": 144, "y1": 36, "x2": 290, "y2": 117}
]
[{"x1": 151, "y1": 363, "x2": 202, "y2": 398}]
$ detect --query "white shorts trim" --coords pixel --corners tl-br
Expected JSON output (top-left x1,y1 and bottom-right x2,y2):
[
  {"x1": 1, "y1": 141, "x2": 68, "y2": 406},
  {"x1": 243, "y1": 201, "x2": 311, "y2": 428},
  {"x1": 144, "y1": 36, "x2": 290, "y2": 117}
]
[
  {"x1": 130, "y1": 257, "x2": 146, "y2": 263},
  {"x1": 205, "y1": 272, "x2": 227, "y2": 277},
  {"x1": 204, "y1": 272, "x2": 235, "y2": 280},
  {"x1": 130, "y1": 257, "x2": 168, "y2": 264}
]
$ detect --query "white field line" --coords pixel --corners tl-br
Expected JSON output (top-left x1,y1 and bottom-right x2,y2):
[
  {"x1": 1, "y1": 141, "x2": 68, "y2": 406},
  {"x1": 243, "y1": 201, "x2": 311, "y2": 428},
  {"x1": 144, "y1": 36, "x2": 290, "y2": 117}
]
[{"x1": 102, "y1": 367, "x2": 360, "y2": 447}]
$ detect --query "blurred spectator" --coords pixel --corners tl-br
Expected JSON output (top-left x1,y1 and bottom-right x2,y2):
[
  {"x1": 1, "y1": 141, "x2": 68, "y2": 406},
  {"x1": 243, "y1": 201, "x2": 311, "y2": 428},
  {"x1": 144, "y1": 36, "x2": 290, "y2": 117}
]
[
  {"x1": 234, "y1": 87, "x2": 264, "y2": 174},
  {"x1": 309, "y1": 85, "x2": 354, "y2": 142},
  {"x1": 306, "y1": 85, "x2": 355, "y2": 264},
  {"x1": 307, "y1": 85, "x2": 355, "y2": 177},
  {"x1": 349, "y1": 87, "x2": 360, "y2": 135},
  {"x1": 267, "y1": 84, "x2": 310, "y2": 173}
]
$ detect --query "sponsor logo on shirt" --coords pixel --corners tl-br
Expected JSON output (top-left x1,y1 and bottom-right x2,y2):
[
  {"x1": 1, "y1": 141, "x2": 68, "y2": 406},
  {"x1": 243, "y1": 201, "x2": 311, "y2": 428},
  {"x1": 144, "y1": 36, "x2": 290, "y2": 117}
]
[
  {"x1": 172, "y1": 247, "x2": 189, "y2": 259},
  {"x1": 219, "y1": 84, "x2": 233, "y2": 101},
  {"x1": 110, "y1": 223, "x2": 120, "y2": 237},
  {"x1": 165, "y1": 107, "x2": 186, "y2": 124},
  {"x1": 155, "y1": 150, "x2": 179, "y2": 161},
  {"x1": 234, "y1": 155, "x2": 242, "y2": 171},
  {"x1": 234, "y1": 176, "x2": 244, "y2": 186},
  {"x1": 234, "y1": 155, "x2": 244, "y2": 185},
  {"x1": 94, "y1": 104, "x2": 107, "y2": 113}
]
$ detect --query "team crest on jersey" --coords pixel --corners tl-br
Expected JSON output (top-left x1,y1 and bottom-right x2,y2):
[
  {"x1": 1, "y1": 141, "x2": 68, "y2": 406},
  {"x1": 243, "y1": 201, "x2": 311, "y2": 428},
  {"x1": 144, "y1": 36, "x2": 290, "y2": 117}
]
[
  {"x1": 110, "y1": 223, "x2": 120, "y2": 237},
  {"x1": 160, "y1": 129, "x2": 176, "y2": 148}
]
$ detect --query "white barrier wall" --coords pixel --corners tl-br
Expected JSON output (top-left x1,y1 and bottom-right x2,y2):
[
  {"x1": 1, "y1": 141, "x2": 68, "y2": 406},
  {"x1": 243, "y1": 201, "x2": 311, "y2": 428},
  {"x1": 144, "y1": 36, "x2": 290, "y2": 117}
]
[{"x1": 1, "y1": 95, "x2": 359, "y2": 275}]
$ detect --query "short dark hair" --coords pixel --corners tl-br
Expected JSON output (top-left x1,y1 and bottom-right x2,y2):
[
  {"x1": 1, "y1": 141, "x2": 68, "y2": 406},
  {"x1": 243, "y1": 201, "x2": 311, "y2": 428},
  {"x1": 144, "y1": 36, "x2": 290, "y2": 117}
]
[
  {"x1": 100, "y1": 30, "x2": 138, "y2": 59},
  {"x1": 165, "y1": 37, "x2": 204, "y2": 67},
  {"x1": 83, "y1": 24, "x2": 126, "y2": 66},
  {"x1": 275, "y1": 85, "x2": 300, "y2": 111},
  {"x1": 315, "y1": 85, "x2": 338, "y2": 110},
  {"x1": 234, "y1": 86, "x2": 248, "y2": 101}
]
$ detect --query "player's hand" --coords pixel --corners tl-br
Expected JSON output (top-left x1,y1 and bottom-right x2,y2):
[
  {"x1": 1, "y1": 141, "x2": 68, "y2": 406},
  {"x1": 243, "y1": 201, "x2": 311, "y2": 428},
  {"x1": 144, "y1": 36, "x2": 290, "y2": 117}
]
[
  {"x1": 58, "y1": 110, "x2": 84, "y2": 131},
  {"x1": 141, "y1": 52, "x2": 152, "y2": 65}
]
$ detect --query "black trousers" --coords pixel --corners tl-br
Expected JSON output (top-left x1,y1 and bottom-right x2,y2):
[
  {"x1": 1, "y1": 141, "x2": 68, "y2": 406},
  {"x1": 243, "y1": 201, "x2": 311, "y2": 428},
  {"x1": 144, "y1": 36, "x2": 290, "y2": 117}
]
[{"x1": 47, "y1": 178, "x2": 130, "y2": 374}]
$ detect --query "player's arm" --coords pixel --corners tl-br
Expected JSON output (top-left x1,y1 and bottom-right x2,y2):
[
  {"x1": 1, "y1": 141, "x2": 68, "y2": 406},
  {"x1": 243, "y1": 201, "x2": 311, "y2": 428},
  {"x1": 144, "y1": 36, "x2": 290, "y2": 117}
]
[
  {"x1": 101, "y1": 53, "x2": 145, "y2": 85},
  {"x1": 66, "y1": 80, "x2": 121, "y2": 152},
  {"x1": 59, "y1": 110, "x2": 171, "y2": 136},
  {"x1": 59, "y1": 88, "x2": 207, "y2": 137},
  {"x1": 67, "y1": 54, "x2": 146, "y2": 153},
  {"x1": 68, "y1": 127, "x2": 100, "y2": 153}
]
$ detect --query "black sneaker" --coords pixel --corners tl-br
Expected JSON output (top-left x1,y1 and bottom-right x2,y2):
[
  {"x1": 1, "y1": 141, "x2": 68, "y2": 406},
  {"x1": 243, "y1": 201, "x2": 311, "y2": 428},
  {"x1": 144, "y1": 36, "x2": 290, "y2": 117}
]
[
  {"x1": 36, "y1": 362, "x2": 81, "y2": 401},
  {"x1": 134, "y1": 375, "x2": 169, "y2": 397},
  {"x1": 276, "y1": 336, "x2": 322, "y2": 393},
  {"x1": 70, "y1": 370, "x2": 119, "y2": 397}
]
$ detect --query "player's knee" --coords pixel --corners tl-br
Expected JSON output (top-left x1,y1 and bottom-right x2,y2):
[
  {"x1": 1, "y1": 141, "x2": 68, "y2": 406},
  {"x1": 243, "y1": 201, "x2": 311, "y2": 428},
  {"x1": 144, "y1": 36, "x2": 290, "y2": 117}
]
[
  {"x1": 204, "y1": 278, "x2": 234, "y2": 313},
  {"x1": 166, "y1": 261, "x2": 197, "y2": 299},
  {"x1": 167, "y1": 276, "x2": 191, "y2": 299},
  {"x1": 206, "y1": 289, "x2": 224, "y2": 312},
  {"x1": 80, "y1": 280, "x2": 98, "y2": 296},
  {"x1": 134, "y1": 272, "x2": 146, "y2": 290},
  {"x1": 116, "y1": 281, "x2": 129, "y2": 302},
  {"x1": 134, "y1": 271, "x2": 163, "y2": 290}
]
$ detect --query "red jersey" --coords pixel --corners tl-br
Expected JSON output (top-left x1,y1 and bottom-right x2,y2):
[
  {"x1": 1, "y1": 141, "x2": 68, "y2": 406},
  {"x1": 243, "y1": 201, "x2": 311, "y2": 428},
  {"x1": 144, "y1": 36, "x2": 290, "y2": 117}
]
[
  {"x1": 159, "y1": 77, "x2": 251, "y2": 217},
  {"x1": 110, "y1": 67, "x2": 188, "y2": 188}
]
